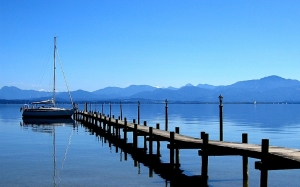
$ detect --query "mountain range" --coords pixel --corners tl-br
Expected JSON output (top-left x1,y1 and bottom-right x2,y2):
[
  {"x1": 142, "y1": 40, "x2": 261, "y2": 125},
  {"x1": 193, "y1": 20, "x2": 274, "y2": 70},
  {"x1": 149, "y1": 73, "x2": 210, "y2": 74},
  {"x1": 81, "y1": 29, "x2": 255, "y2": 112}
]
[{"x1": 1, "y1": 75, "x2": 300, "y2": 103}]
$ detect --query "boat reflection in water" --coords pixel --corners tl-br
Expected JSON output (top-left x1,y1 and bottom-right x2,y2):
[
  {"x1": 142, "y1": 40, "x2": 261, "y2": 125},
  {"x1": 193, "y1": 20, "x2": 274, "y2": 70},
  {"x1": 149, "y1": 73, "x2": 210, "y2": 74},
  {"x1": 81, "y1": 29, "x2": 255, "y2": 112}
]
[
  {"x1": 22, "y1": 117, "x2": 75, "y2": 125},
  {"x1": 21, "y1": 117, "x2": 76, "y2": 187},
  {"x1": 21, "y1": 117, "x2": 76, "y2": 133}
]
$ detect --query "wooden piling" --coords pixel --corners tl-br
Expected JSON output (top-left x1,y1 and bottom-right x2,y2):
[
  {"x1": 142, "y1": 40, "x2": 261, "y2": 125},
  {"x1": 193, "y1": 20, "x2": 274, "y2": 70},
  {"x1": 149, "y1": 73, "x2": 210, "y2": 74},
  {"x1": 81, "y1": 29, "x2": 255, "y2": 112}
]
[
  {"x1": 219, "y1": 95, "x2": 223, "y2": 141},
  {"x1": 242, "y1": 133, "x2": 248, "y2": 183},
  {"x1": 156, "y1": 123, "x2": 160, "y2": 156},
  {"x1": 175, "y1": 127, "x2": 180, "y2": 167},
  {"x1": 149, "y1": 127, "x2": 153, "y2": 155},
  {"x1": 110, "y1": 102, "x2": 112, "y2": 117},
  {"x1": 85, "y1": 102, "x2": 87, "y2": 112},
  {"x1": 260, "y1": 139, "x2": 269, "y2": 187},
  {"x1": 138, "y1": 101, "x2": 140, "y2": 124},
  {"x1": 133, "y1": 123, "x2": 138, "y2": 149},
  {"x1": 144, "y1": 121, "x2": 147, "y2": 150},
  {"x1": 170, "y1": 131, "x2": 175, "y2": 166},
  {"x1": 124, "y1": 118, "x2": 127, "y2": 143},
  {"x1": 120, "y1": 101, "x2": 123, "y2": 120},
  {"x1": 116, "y1": 119, "x2": 119, "y2": 138},
  {"x1": 165, "y1": 99, "x2": 168, "y2": 131},
  {"x1": 108, "y1": 117, "x2": 112, "y2": 134},
  {"x1": 201, "y1": 131, "x2": 205, "y2": 139},
  {"x1": 201, "y1": 133, "x2": 209, "y2": 184}
]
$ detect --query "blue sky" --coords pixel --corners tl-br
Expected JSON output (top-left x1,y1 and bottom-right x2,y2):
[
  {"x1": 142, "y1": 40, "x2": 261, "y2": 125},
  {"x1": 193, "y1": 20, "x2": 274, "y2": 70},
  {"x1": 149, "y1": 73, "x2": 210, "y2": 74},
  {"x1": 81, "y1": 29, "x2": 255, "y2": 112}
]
[{"x1": 1, "y1": 1, "x2": 299, "y2": 92}]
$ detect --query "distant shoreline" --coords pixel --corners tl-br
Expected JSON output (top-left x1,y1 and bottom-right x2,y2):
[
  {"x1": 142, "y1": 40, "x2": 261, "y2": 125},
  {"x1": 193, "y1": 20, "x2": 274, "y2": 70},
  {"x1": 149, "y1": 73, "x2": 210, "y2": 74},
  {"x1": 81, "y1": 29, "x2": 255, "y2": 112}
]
[{"x1": 1, "y1": 100, "x2": 300, "y2": 105}]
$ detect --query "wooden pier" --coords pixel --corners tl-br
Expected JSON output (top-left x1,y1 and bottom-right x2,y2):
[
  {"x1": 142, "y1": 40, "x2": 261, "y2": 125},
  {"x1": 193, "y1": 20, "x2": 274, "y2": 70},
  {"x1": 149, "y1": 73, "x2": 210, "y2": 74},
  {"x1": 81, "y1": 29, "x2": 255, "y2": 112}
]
[{"x1": 74, "y1": 103, "x2": 300, "y2": 187}]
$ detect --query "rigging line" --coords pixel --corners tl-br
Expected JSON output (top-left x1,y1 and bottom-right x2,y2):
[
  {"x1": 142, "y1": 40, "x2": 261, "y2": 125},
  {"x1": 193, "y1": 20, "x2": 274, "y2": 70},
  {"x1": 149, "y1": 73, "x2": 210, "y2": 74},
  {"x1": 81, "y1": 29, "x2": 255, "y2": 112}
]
[{"x1": 56, "y1": 49, "x2": 74, "y2": 105}]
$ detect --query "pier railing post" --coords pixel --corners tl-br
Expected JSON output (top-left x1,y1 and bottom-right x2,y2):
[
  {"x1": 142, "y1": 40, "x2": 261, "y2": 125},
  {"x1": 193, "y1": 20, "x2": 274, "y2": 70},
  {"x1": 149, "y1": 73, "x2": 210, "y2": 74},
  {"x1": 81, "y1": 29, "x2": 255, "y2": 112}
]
[
  {"x1": 242, "y1": 133, "x2": 248, "y2": 184},
  {"x1": 110, "y1": 102, "x2": 112, "y2": 117},
  {"x1": 170, "y1": 131, "x2": 175, "y2": 166},
  {"x1": 201, "y1": 131, "x2": 205, "y2": 139},
  {"x1": 156, "y1": 123, "x2": 160, "y2": 156},
  {"x1": 120, "y1": 101, "x2": 123, "y2": 120},
  {"x1": 84, "y1": 102, "x2": 87, "y2": 112},
  {"x1": 260, "y1": 139, "x2": 269, "y2": 187},
  {"x1": 144, "y1": 121, "x2": 147, "y2": 150},
  {"x1": 124, "y1": 118, "x2": 127, "y2": 143},
  {"x1": 108, "y1": 117, "x2": 112, "y2": 135},
  {"x1": 165, "y1": 99, "x2": 168, "y2": 131},
  {"x1": 175, "y1": 127, "x2": 180, "y2": 168},
  {"x1": 201, "y1": 133, "x2": 209, "y2": 185},
  {"x1": 133, "y1": 123, "x2": 138, "y2": 149},
  {"x1": 116, "y1": 119, "x2": 119, "y2": 138},
  {"x1": 138, "y1": 101, "x2": 140, "y2": 124},
  {"x1": 149, "y1": 127, "x2": 153, "y2": 155},
  {"x1": 219, "y1": 95, "x2": 223, "y2": 141}
]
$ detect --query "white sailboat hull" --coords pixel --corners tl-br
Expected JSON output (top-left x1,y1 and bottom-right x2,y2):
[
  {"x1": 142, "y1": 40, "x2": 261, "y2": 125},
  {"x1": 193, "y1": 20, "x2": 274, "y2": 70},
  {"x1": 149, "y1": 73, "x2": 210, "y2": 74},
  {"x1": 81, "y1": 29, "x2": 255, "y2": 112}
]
[{"x1": 22, "y1": 107, "x2": 75, "y2": 118}]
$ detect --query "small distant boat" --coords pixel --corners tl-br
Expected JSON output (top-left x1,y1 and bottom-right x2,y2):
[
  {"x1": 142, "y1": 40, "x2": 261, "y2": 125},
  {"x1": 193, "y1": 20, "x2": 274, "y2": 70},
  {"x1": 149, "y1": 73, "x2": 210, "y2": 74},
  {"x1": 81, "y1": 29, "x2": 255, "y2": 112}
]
[
  {"x1": 21, "y1": 37, "x2": 77, "y2": 118},
  {"x1": 254, "y1": 101, "x2": 256, "y2": 105}
]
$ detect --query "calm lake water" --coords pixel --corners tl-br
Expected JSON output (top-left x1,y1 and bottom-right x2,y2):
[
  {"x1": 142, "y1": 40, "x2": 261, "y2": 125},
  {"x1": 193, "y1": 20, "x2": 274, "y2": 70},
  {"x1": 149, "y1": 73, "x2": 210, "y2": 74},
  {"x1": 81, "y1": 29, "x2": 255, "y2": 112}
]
[{"x1": 1, "y1": 103, "x2": 300, "y2": 187}]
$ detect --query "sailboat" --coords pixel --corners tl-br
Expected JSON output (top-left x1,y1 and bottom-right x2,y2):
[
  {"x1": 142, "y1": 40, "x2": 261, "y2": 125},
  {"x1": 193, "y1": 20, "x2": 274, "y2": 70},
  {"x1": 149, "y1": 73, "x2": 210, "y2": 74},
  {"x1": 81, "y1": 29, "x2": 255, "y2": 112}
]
[{"x1": 21, "y1": 37, "x2": 77, "y2": 118}]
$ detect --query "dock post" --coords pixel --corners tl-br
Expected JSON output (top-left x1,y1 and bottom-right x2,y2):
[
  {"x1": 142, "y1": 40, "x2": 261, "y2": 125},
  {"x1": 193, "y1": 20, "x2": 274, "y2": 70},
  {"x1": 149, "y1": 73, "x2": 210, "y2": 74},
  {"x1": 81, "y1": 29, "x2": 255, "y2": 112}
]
[
  {"x1": 201, "y1": 131, "x2": 205, "y2": 139},
  {"x1": 175, "y1": 127, "x2": 180, "y2": 168},
  {"x1": 144, "y1": 121, "x2": 147, "y2": 150},
  {"x1": 112, "y1": 115, "x2": 115, "y2": 135},
  {"x1": 260, "y1": 139, "x2": 269, "y2": 187},
  {"x1": 110, "y1": 102, "x2": 112, "y2": 117},
  {"x1": 201, "y1": 133, "x2": 209, "y2": 185},
  {"x1": 84, "y1": 102, "x2": 87, "y2": 112},
  {"x1": 242, "y1": 133, "x2": 248, "y2": 184},
  {"x1": 149, "y1": 127, "x2": 153, "y2": 155},
  {"x1": 124, "y1": 118, "x2": 127, "y2": 143},
  {"x1": 156, "y1": 123, "x2": 160, "y2": 156},
  {"x1": 133, "y1": 123, "x2": 138, "y2": 149},
  {"x1": 138, "y1": 101, "x2": 140, "y2": 124},
  {"x1": 219, "y1": 95, "x2": 223, "y2": 141},
  {"x1": 116, "y1": 119, "x2": 119, "y2": 138},
  {"x1": 99, "y1": 112, "x2": 102, "y2": 129},
  {"x1": 165, "y1": 99, "x2": 168, "y2": 131},
  {"x1": 108, "y1": 117, "x2": 112, "y2": 135},
  {"x1": 103, "y1": 117, "x2": 107, "y2": 132},
  {"x1": 170, "y1": 132, "x2": 175, "y2": 166},
  {"x1": 120, "y1": 101, "x2": 123, "y2": 120}
]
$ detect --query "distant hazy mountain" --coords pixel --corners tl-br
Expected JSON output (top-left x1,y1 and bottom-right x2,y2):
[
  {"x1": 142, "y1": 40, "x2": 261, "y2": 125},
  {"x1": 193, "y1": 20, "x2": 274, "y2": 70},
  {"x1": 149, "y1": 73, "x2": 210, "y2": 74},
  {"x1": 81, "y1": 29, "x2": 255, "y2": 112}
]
[
  {"x1": 0, "y1": 86, "x2": 51, "y2": 100},
  {"x1": 197, "y1": 84, "x2": 217, "y2": 90},
  {"x1": 92, "y1": 85, "x2": 156, "y2": 98},
  {"x1": 2, "y1": 75, "x2": 300, "y2": 102},
  {"x1": 57, "y1": 89, "x2": 99, "y2": 101}
]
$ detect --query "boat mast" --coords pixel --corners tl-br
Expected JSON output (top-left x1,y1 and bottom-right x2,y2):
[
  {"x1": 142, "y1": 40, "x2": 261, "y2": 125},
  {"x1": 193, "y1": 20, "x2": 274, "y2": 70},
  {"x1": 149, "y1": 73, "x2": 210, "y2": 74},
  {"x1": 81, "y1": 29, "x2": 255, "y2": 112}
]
[{"x1": 53, "y1": 37, "x2": 56, "y2": 107}]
